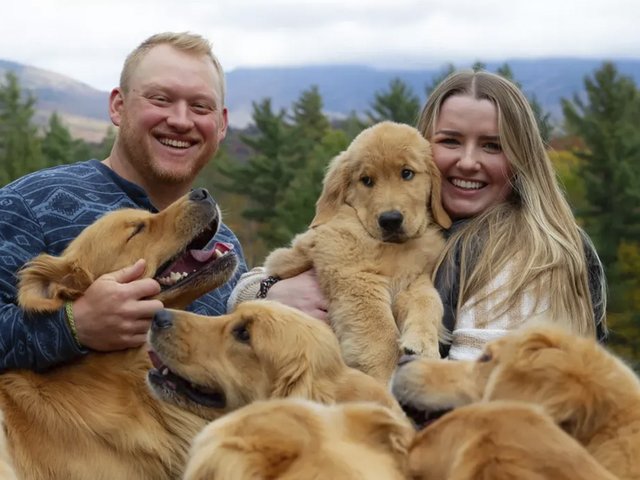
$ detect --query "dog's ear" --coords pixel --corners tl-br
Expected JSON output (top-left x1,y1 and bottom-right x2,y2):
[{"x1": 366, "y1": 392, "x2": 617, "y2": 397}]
[
  {"x1": 426, "y1": 158, "x2": 452, "y2": 229},
  {"x1": 311, "y1": 151, "x2": 351, "y2": 227},
  {"x1": 345, "y1": 405, "x2": 414, "y2": 459},
  {"x1": 17, "y1": 254, "x2": 93, "y2": 312}
]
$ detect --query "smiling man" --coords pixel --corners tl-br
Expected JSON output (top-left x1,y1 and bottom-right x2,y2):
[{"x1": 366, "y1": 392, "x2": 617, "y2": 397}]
[{"x1": 0, "y1": 32, "x2": 247, "y2": 372}]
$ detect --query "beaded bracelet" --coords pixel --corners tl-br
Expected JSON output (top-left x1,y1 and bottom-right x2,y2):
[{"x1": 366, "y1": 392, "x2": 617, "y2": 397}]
[
  {"x1": 64, "y1": 301, "x2": 82, "y2": 347},
  {"x1": 256, "y1": 275, "x2": 281, "y2": 299}
]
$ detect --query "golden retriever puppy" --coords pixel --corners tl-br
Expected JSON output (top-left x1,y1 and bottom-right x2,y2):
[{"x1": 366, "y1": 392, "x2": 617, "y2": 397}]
[
  {"x1": 4, "y1": 189, "x2": 238, "y2": 480},
  {"x1": 265, "y1": 121, "x2": 451, "y2": 383},
  {"x1": 184, "y1": 399, "x2": 413, "y2": 480},
  {"x1": 0, "y1": 411, "x2": 17, "y2": 480},
  {"x1": 409, "y1": 401, "x2": 617, "y2": 480},
  {"x1": 392, "y1": 325, "x2": 640, "y2": 479},
  {"x1": 146, "y1": 300, "x2": 402, "y2": 420}
]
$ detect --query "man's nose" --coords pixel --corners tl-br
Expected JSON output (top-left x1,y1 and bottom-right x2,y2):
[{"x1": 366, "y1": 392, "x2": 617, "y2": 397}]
[{"x1": 166, "y1": 102, "x2": 194, "y2": 131}]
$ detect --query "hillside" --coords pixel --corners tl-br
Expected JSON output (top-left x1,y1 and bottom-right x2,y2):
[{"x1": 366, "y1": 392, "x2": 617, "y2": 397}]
[{"x1": 2, "y1": 57, "x2": 640, "y2": 139}]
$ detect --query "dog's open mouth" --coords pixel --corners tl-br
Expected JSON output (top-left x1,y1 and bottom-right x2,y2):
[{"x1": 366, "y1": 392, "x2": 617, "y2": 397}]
[
  {"x1": 400, "y1": 401, "x2": 451, "y2": 430},
  {"x1": 153, "y1": 222, "x2": 234, "y2": 291},
  {"x1": 147, "y1": 350, "x2": 226, "y2": 409}
]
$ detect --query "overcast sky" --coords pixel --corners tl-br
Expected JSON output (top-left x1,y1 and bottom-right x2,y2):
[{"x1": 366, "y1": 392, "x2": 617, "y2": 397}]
[{"x1": 2, "y1": 0, "x2": 639, "y2": 91}]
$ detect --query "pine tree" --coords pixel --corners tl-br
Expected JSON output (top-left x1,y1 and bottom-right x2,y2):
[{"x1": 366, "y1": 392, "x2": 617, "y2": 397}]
[
  {"x1": 562, "y1": 61, "x2": 640, "y2": 272},
  {"x1": 425, "y1": 63, "x2": 455, "y2": 97},
  {"x1": 42, "y1": 112, "x2": 74, "y2": 166},
  {"x1": 367, "y1": 78, "x2": 420, "y2": 125},
  {"x1": 0, "y1": 72, "x2": 43, "y2": 185}
]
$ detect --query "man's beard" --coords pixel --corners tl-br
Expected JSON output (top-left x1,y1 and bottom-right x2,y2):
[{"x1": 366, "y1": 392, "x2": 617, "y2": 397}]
[{"x1": 117, "y1": 119, "x2": 212, "y2": 186}]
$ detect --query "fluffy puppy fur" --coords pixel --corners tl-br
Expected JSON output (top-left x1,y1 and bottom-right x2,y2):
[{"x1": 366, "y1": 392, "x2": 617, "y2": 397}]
[
  {"x1": 409, "y1": 401, "x2": 617, "y2": 480},
  {"x1": 265, "y1": 121, "x2": 451, "y2": 383},
  {"x1": 146, "y1": 300, "x2": 402, "y2": 420},
  {"x1": 392, "y1": 325, "x2": 640, "y2": 479},
  {"x1": 4, "y1": 189, "x2": 238, "y2": 480},
  {"x1": 183, "y1": 399, "x2": 414, "y2": 480},
  {"x1": 0, "y1": 411, "x2": 17, "y2": 480}
]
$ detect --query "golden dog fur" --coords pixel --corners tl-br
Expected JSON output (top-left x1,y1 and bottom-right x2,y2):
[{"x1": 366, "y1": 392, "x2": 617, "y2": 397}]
[
  {"x1": 265, "y1": 121, "x2": 451, "y2": 382},
  {"x1": 146, "y1": 300, "x2": 402, "y2": 420},
  {"x1": 392, "y1": 325, "x2": 640, "y2": 479},
  {"x1": 4, "y1": 190, "x2": 239, "y2": 479},
  {"x1": 183, "y1": 399, "x2": 413, "y2": 480},
  {"x1": 408, "y1": 401, "x2": 617, "y2": 480}
]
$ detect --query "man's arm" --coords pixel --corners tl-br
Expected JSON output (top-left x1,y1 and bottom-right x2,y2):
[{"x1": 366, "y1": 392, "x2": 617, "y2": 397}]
[{"x1": 0, "y1": 189, "x2": 87, "y2": 372}]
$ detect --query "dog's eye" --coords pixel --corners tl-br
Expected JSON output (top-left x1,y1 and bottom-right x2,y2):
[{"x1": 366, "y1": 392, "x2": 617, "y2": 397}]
[
  {"x1": 232, "y1": 324, "x2": 251, "y2": 344},
  {"x1": 401, "y1": 169, "x2": 415, "y2": 180},
  {"x1": 361, "y1": 176, "x2": 374, "y2": 187},
  {"x1": 477, "y1": 352, "x2": 492, "y2": 363},
  {"x1": 127, "y1": 222, "x2": 145, "y2": 241}
]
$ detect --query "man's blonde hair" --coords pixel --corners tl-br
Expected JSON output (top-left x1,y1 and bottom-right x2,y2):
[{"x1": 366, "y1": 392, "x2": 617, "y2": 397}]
[
  {"x1": 418, "y1": 70, "x2": 606, "y2": 338},
  {"x1": 119, "y1": 31, "x2": 226, "y2": 102}
]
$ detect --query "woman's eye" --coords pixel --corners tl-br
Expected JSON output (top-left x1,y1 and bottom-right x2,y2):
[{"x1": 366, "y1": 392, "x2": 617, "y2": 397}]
[
  {"x1": 438, "y1": 137, "x2": 459, "y2": 147},
  {"x1": 361, "y1": 176, "x2": 374, "y2": 187},
  {"x1": 484, "y1": 142, "x2": 502, "y2": 153},
  {"x1": 401, "y1": 169, "x2": 415, "y2": 181}
]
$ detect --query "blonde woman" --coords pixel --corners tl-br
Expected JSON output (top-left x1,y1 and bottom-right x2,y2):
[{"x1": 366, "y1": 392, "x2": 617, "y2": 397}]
[{"x1": 229, "y1": 70, "x2": 606, "y2": 360}]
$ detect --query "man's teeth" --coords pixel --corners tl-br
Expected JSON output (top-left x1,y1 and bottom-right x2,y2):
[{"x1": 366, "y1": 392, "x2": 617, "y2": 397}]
[
  {"x1": 160, "y1": 138, "x2": 191, "y2": 148},
  {"x1": 451, "y1": 178, "x2": 484, "y2": 190},
  {"x1": 157, "y1": 248, "x2": 228, "y2": 286}
]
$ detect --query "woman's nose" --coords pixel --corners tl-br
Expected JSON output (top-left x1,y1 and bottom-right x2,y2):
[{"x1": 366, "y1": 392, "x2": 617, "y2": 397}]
[{"x1": 456, "y1": 146, "x2": 480, "y2": 171}]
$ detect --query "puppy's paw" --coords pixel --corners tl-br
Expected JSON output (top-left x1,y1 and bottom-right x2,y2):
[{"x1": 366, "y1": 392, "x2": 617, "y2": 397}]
[{"x1": 399, "y1": 335, "x2": 439, "y2": 359}]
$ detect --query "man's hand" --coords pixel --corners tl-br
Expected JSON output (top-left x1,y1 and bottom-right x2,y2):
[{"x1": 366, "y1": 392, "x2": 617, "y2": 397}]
[
  {"x1": 72, "y1": 259, "x2": 163, "y2": 351},
  {"x1": 266, "y1": 269, "x2": 329, "y2": 323}
]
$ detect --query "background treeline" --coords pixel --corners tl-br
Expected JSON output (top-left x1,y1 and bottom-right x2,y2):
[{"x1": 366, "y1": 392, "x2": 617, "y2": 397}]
[{"x1": 1, "y1": 62, "x2": 638, "y2": 369}]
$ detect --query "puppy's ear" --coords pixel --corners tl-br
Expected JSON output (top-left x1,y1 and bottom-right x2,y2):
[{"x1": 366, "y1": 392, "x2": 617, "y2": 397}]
[
  {"x1": 311, "y1": 151, "x2": 351, "y2": 227},
  {"x1": 427, "y1": 158, "x2": 452, "y2": 229},
  {"x1": 18, "y1": 254, "x2": 93, "y2": 312}
]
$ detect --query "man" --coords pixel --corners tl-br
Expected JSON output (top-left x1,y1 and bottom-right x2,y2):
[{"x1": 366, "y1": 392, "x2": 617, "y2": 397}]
[{"x1": 0, "y1": 32, "x2": 247, "y2": 371}]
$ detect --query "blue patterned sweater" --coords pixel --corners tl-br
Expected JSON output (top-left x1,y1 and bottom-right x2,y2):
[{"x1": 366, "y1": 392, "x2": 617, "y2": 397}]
[{"x1": 0, "y1": 160, "x2": 247, "y2": 372}]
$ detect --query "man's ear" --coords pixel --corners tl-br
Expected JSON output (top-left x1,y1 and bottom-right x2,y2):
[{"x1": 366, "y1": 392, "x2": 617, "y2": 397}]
[
  {"x1": 18, "y1": 254, "x2": 93, "y2": 312},
  {"x1": 108, "y1": 87, "x2": 124, "y2": 127}
]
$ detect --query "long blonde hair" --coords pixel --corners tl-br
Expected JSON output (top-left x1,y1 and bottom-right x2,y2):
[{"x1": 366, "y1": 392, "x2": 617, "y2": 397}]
[{"x1": 418, "y1": 70, "x2": 606, "y2": 337}]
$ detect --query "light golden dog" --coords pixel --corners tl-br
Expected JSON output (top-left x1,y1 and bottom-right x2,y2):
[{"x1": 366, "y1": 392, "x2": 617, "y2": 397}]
[
  {"x1": 392, "y1": 325, "x2": 640, "y2": 479},
  {"x1": 408, "y1": 401, "x2": 617, "y2": 480},
  {"x1": 147, "y1": 300, "x2": 402, "y2": 420},
  {"x1": 183, "y1": 399, "x2": 413, "y2": 480},
  {"x1": 265, "y1": 121, "x2": 451, "y2": 382},
  {"x1": 5, "y1": 189, "x2": 238, "y2": 480},
  {"x1": 0, "y1": 411, "x2": 17, "y2": 480}
]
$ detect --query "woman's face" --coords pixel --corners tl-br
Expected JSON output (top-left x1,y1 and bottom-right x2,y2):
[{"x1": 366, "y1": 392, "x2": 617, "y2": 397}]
[{"x1": 431, "y1": 94, "x2": 513, "y2": 221}]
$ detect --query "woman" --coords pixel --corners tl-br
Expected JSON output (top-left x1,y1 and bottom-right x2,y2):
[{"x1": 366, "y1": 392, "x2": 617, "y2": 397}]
[{"x1": 228, "y1": 70, "x2": 606, "y2": 359}]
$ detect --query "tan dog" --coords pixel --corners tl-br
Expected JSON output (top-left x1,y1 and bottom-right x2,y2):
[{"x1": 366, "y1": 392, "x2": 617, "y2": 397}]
[
  {"x1": 0, "y1": 411, "x2": 17, "y2": 480},
  {"x1": 392, "y1": 325, "x2": 640, "y2": 479},
  {"x1": 409, "y1": 401, "x2": 617, "y2": 480},
  {"x1": 265, "y1": 121, "x2": 451, "y2": 383},
  {"x1": 183, "y1": 399, "x2": 413, "y2": 480},
  {"x1": 5, "y1": 189, "x2": 238, "y2": 480},
  {"x1": 146, "y1": 300, "x2": 402, "y2": 419}
]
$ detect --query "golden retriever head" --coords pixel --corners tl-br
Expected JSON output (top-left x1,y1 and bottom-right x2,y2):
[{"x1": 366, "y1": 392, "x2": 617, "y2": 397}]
[
  {"x1": 18, "y1": 188, "x2": 238, "y2": 312},
  {"x1": 146, "y1": 300, "x2": 351, "y2": 420},
  {"x1": 183, "y1": 399, "x2": 413, "y2": 480},
  {"x1": 392, "y1": 325, "x2": 640, "y2": 443},
  {"x1": 312, "y1": 121, "x2": 451, "y2": 240}
]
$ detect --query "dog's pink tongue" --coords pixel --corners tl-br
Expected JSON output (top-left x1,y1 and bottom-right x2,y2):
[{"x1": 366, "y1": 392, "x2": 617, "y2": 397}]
[
  {"x1": 148, "y1": 350, "x2": 164, "y2": 369},
  {"x1": 190, "y1": 241, "x2": 233, "y2": 262}
]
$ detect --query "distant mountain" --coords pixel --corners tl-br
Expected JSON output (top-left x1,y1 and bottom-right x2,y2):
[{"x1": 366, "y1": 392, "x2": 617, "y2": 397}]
[{"x1": 2, "y1": 57, "x2": 640, "y2": 140}]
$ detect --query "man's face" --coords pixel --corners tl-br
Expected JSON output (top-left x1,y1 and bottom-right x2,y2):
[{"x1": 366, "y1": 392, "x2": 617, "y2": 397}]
[{"x1": 110, "y1": 44, "x2": 228, "y2": 188}]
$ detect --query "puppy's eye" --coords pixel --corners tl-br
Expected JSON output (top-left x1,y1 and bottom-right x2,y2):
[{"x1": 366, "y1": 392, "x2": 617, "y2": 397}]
[
  {"x1": 401, "y1": 169, "x2": 415, "y2": 180},
  {"x1": 127, "y1": 223, "x2": 145, "y2": 241},
  {"x1": 477, "y1": 352, "x2": 492, "y2": 363},
  {"x1": 232, "y1": 324, "x2": 251, "y2": 344},
  {"x1": 361, "y1": 176, "x2": 374, "y2": 187}
]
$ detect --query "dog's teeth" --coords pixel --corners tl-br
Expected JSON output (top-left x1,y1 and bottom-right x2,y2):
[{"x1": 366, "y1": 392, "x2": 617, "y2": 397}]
[
  {"x1": 214, "y1": 248, "x2": 222, "y2": 258},
  {"x1": 161, "y1": 368, "x2": 169, "y2": 376}
]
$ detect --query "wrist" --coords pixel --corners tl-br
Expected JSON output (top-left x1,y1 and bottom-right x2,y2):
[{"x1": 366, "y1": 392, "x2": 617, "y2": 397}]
[{"x1": 64, "y1": 301, "x2": 83, "y2": 348}]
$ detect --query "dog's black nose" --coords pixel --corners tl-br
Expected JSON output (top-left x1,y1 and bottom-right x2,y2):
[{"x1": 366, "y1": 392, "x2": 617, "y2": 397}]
[
  {"x1": 378, "y1": 210, "x2": 404, "y2": 232},
  {"x1": 398, "y1": 353, "x2": 418, "y2": 366},
  {"x1": 152, "y1": 309, "x2": 173, "y2": 330},
  {"x1": 189, "y1": 188, "x2": 209, "y2": 202}
]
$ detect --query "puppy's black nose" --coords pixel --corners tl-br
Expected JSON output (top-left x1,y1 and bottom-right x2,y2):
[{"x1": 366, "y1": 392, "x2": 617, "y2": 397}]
[
  {"x1": 398, "y1": 353, "x2": 418, "y2": 366},
  {"x1": 189, "y1": 188, "x2": 209, "y2": 202},
  {"x1": 378, "y1": 210, "x2": 404, "y2": 232},
  {"x1": 152, "y1": 309, "x2": 173, "y2": 330}
]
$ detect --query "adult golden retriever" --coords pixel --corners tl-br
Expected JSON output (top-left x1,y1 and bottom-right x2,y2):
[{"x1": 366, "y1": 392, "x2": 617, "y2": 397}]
[
  {"x1": 408, "y1": 401, "x2": 617, "y2": 480},
  {"x1": 5, "y1": 189, "x2": 238, "y2": 480},
  {"x1": 183, "y1": 398, "x2": 413, "y2": 480},
  {"x1": 265, "y1": 121, "x2": 451, "y2": 383},
  {"x1": 392, "y1": 325, "x2": 640, "y2": 479},
  {"x1": 146, "y1": 300, "x2": 402, "y2": 420}
]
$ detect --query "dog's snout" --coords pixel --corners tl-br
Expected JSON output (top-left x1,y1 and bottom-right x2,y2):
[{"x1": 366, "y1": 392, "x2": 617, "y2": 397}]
[
  {"x1": 152, "y1": 309, "x2": 174, "y2": 330},
  {"x1": 398, "y1": 353, "x2": 418, "y2": 366},
  {"x1": 189, "y1": 188, "x2": 209, "y2": 202},
  {"x1": 378, "y1": 210, "x2": 404, "y2": 232}
]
